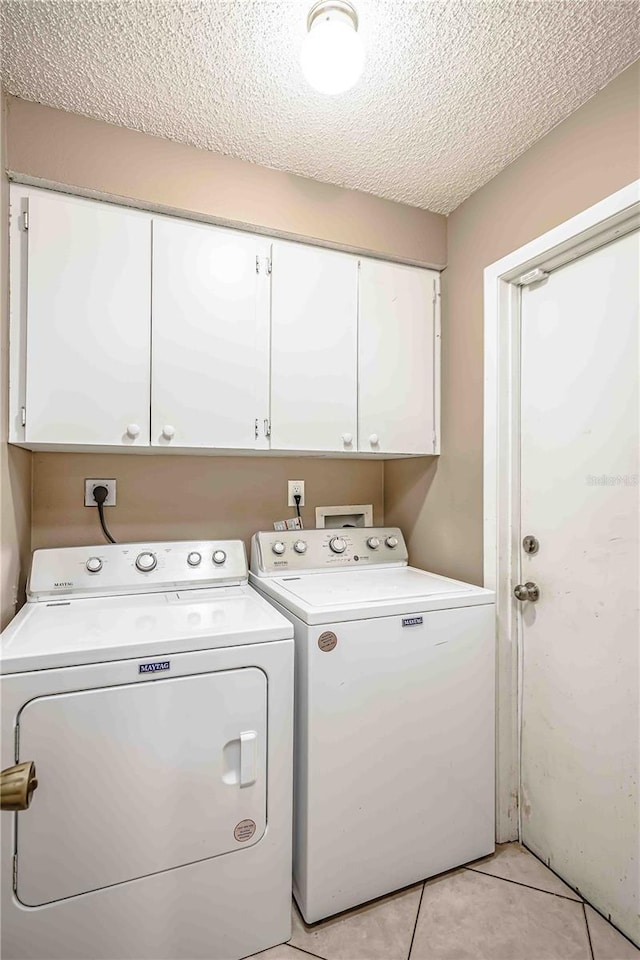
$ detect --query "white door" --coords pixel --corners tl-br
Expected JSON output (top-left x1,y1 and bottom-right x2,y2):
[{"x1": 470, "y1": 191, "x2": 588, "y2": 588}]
[
  {"x1": 270, "y1": 241, "x2": 358, "y2": 452},
  {"x1": 358, "y1": 259, "x2": 439, "y2": 454},
  {"x1": 23, "y1": 191, "x2": 151, "y2": 445},
  {"x1": 152, "y1": 218, "x2": 270, "y2": 449},
  {"x1": 518, "y1": 231, "x2": 639, "y2": 944},
  {"x1": 15, "y1": 669, "x2": 267, "y2": 906}
]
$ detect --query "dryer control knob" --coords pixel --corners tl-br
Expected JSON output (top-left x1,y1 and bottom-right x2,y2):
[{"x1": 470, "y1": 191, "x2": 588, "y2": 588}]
[
  {"x1": 86, "y1": 556, "x2": 103, "y2": 573},
  {"x1": 366, "y1": 537, "x2": 380, "y2": 550},
  {"x1": 294, "y1": 540, "x2": 307, "y2": 554},
  {"x1": 136, "y1": 551, "x2": 157, "y2": 572},
  {"x1": 187, "y1": 551, "x2": 202, "y2": 567},
  {"x1": 385, "y1": 536, "x2": 399, "y2": 549},
  {"x1": 272, "y1": 541, "x2": 286, "y2": 556},
  {"x1": 329, "y1": 537, "x2": 347, "y2": 554},
  {"x1": 212, "y1": 550, "x2": 227, "y2": 565}
]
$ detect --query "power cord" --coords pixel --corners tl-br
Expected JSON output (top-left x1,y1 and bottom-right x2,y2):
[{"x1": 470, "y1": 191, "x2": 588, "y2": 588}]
[
  {"x1": 294, "y1": 493, "x2": 302, "y2": 519},
  {"x1": 92, "y1": 485, "x2": 117, "y2": 544}
]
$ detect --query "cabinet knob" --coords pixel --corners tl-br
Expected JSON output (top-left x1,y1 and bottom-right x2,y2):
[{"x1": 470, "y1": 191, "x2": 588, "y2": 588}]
[
  {"x1": 162, "y1": 425, "x2": 176, "y2": 440},
  {"x1": 369, "y1": 434, "x2": 379, "y2": 446},
  {"x1": 126, "y1": 423, "x2": 141, "y2": 438},
  {"x1": 342, "y1": 433, "x2": 353, "y2": 445}
]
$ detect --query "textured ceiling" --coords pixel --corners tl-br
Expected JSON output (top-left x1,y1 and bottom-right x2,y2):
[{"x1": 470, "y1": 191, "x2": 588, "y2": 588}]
[{"x1": 1, "y1": 1, "x2": 639, "y2": 214}]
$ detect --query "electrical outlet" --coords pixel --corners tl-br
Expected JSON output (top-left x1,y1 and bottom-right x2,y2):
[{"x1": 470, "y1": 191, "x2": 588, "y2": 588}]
[
  {"x1": 287, "y1": 480, "x2": 305, "y2": 507},
  {"x1": 85, "y1": 479, "x2": 117, "y2": 507}
]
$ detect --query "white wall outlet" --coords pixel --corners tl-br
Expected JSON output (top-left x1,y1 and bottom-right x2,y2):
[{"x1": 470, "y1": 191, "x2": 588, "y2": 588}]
[
  {"x1": 85, "y1": 479, "x2": 117, "y2": 507},
  {"x1": 287, "y1": 480, "x2": 305, "y2": 507}
]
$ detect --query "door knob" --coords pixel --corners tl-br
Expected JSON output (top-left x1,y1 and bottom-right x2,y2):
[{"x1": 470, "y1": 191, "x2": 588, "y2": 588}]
[
  {"x1": 1, "y1": 761, "x2": 38, "y2": 811},
  {"x1": 514, "y1": 582, "x2": 540, "y2": 602}
]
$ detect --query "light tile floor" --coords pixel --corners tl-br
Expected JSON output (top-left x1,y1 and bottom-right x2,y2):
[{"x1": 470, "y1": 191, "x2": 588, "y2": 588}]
[{"x1": 250, "y1": 843, "x2": 639, "y2": 960}]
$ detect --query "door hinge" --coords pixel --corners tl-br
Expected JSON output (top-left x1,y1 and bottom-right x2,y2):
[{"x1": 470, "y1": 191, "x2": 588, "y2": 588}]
[
  {"x1": 432, "y1": 279, "x2": 441, "y2": 305},
  {"x1": 13, "y1": 854, "x2": 17, "y2": 891},
  {"x1": 266, "y1": 257, "x2": 272, "y2": 275},
  {"x1": 516, "y1": 267, "x2": 549, "y2": 286},
  {"x1": 263, "y1": 418, "x2": 271, "y2": 438},
  {"x1": 254, "y1": 418, "x2": 259, "y2": 440},
  {"x1": 14, "y1": 723, "x2": 20, "y2": 761},
  {"x1": 21, "y1": 210, "x2": 29, "y2": 232},
  {"x1": 20, "y1": 406, "x2": 26, "y2": 428},
  {"x1": 255, "y1": 255, "x2": 260, "y2": 274}
]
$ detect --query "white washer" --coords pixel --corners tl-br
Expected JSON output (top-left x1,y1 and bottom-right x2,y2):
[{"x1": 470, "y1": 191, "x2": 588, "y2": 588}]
[
  {"x1": 250, "y1": 527, "x2": 496, "y2": 924},
  {"x1": 1, "y1": 540, "x2": 294, "y2": 960}
]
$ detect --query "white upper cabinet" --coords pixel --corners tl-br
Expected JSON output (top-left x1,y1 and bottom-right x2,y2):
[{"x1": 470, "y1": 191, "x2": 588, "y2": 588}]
[
  {"x1": 151, "y1": 218, "x2": 270, "y2": 449},
  {"x1": 270, "y1": 241, "x2": 358, "y2": 452},
  {"x1": 13, "y1": 188, "x2": 151, "y2": 446},
  {"x1": 358, "y1": 259, "x2": 440, "y2": 455},
  {"x1": 9, "y1": 187, "x2": 441, "y2": 458}
]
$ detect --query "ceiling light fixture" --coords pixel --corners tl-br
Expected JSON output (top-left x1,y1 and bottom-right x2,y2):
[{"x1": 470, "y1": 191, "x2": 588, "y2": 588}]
[{"x1": 301, "y1": 0, "x2": 365, "y2": 96}]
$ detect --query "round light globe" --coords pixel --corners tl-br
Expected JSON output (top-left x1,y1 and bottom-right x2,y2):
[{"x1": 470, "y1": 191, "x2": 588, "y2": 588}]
[{"x1": 301, "y1": 12, "x2": 365, "y2": 95}]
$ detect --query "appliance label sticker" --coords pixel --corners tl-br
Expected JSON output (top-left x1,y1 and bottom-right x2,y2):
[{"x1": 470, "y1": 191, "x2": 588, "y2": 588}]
[
  {"x1": 234, "y1": 819, "x2": 257, "y2": 842},
  {"x1": 402, "y1": 617, "x2": 423, "y2": 627},
  {"x1": 139, "y1": 660, "x2": 171, "y2": 674},
  {"x1": 318, "y1": 631, "x2": 338, "y2": 652}
]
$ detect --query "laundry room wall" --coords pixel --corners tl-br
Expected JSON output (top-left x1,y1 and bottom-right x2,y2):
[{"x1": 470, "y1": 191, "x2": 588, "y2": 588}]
[
  {"x1": 0, "y1": 91, "x2": 32, "y2": 629},
  {"x1": 385, "y1": 59, "x2": 640, "y2": 585},
  {"x1": 3, "y1": 96, "x2": 445, "y2": 574}
]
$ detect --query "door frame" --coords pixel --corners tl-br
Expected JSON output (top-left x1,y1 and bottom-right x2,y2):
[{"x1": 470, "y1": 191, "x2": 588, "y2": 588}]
[{"x1": 483, "y1": 180, "x2": 640, "y2": 842}]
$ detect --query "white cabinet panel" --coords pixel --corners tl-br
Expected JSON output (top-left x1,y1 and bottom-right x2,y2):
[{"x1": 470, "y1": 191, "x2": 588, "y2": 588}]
[
  {"x1": 358, "y1": 260, "x2": 439, "y2": 455},
  {"x1": 22, "y1": 190, "x2": 151, "y2": 446},
  {"x1": 152, "y1": 219, "x2": 269, "y2": 449},
  {"x1": 17, "y1": 669, "x2": 267, "y2": 906},
  {"x1": 270, "y1": 242, "x2": 358, "y2": 452}
]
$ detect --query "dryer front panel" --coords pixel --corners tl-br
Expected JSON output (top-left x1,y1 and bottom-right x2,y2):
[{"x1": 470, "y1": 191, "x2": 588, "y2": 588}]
[{"x1": 15, "y1": 668, "x2": 267, "y2": 906}]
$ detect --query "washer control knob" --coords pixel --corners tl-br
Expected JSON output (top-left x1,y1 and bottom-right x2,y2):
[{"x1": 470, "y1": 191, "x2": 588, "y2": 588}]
[
  {"x1": 126, "y1": 423, "x2": 140, "y2": 439},
  {"x1": 187, "y1": 551, "x2": 202, "y2": 567},
  {"x1": 385, "y1": 536, "x2": 399, "y2": 549},
  {"x1": 366, "y1": 537, "x2": 380, "y2": 550},
  {"x1": 162, "y1": 425, "x2": 175, "y2": 440},
  {"x1": 294, "y1": 540, "x2": 307, "y2": 554},
  {"x1": 369, "y1": 434, "x2": 380, "y2": 446},
  {"x1": 86, "y1": 556, "x2": 103, "y2": 573},
  {"x1": 272, "y1": 541, "x2": 286, "y2": 556},
  {"x1": 135, "y1": 551, "x2": 157, "y2": 572},
  {"x1": 329, "y1": 537, "x2": 347, "y2": 554},
  {"x1": 212, "y1": 550, "x2": 227, "y2": 565}
]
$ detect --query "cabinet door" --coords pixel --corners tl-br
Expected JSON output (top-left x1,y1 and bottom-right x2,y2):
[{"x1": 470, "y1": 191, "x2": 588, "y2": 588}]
[
  {"x1": 152, "y1": 218, "x2": 269, "y2": 449},
  {"x1": 270, "y1": 241, "x2": 358, "y2": 452},
  {"x1": 358, "y1": 260, "x2": 439, "y2": 455},
  {"x1": 23, "y1": 191, "x2": 151, "y2": 446}
]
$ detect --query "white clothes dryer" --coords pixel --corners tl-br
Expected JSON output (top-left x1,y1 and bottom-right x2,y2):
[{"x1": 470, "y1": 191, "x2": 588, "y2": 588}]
[
  {"x1": 250, "y1": 527, "x2": 496, "y2": 924},
  {"x1": 1, "y1": 540, "x2": 294, "y2": 960}
]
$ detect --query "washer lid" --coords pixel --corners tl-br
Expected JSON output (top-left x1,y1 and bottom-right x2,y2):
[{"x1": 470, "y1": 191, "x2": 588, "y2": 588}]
[
  {"x1": 250, "y1": 566, "x2": 495, "y2": 625},
  {"x1": 0, "y1": 585, "x2": 293, "y2": 674}
]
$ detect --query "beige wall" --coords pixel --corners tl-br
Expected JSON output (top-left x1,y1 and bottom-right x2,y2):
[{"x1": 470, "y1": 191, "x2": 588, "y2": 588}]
[
  {"x1": 0, "y1": 93, "x2": 32, "y2": 629},
  {"x1": 31, "y1": 454, "x2": 383, "y2": 557},
  {"x1": 385, "y1": 60, "x2": 640, "y2": 585},
  {"x1": 5, "y1": 96, "x2": 446, "y2": 268}
]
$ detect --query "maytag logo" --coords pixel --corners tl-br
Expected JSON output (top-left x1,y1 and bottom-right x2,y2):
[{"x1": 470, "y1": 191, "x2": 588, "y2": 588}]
[
  {"x1": 139, "y1": 661, "x2": 171, "y2": 674},
  {"x1": 402, "y1": 616, "x2": 423, "y2": 627},
  {"x1": 54, "y1": 581, "x2": 73, "y2": 588}
]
